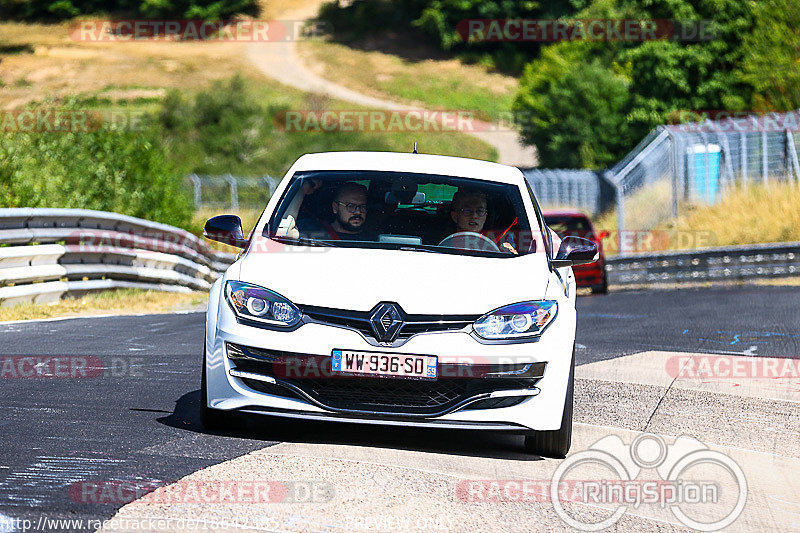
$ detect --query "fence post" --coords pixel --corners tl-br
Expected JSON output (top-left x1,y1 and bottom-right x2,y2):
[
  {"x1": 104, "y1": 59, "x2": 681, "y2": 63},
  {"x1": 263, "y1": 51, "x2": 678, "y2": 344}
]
[
  {"x1": 226, "y1": 174, "x2": 239, "y2": 212},
  {"x1": 740, "y1": 132, "x2": 747, "y2": 183},
  {"x1": 189, "y1": 174, "x2": 202, "y2": 208},
  {"x1": 608, "y1": 174, "x2": 625, "y2": 254},
  {"x1": 787, "y1": 130, "x2": 800, "y2": 184},
  {"x1": 262, "y1": 175, "x2": 276, "y2": 196},
  {"x1": 762, "y1": 128, "x2": 769, "y2": 182},
  {"x1": 667, "y1": 129, "x2": 679, "y2": 218}
]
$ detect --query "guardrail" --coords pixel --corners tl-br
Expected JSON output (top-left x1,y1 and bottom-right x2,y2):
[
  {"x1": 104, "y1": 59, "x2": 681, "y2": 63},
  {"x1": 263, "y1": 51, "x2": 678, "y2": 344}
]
[
  {"x1": 0, "y1": 208, "x2": 237, "y2": 307},
  {"x1": 606, "y1": 241, "x2": 800, "y2": 286}
]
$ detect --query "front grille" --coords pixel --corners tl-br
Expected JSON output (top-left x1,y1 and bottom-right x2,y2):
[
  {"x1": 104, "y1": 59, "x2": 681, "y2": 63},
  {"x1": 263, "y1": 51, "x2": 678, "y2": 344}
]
[
  {"x1": 280, "y1": 375, "x2": 537, "y2": 414},
  {"x1": 228, "y1": 344, "x2": 544, "y2": 416},
  {"x1": 301, "y1": 305, "x2": 479, "y2": 341}
]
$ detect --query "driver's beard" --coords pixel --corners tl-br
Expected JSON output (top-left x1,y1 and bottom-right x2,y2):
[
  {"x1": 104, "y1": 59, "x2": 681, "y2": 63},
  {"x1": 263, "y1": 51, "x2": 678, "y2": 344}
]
[{"x1": 340, "y1": 216, "x2": 364, "y2": 233}]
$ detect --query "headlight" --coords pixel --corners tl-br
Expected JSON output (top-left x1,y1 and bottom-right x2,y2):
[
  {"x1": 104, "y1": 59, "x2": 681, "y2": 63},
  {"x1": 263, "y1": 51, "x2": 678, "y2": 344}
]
[
  {"x1": 473, "y1": 301, "x2": 557, "y2": 340},
  {"x1": 225, "y1": 281, "x2": 301, "y2": 327}
]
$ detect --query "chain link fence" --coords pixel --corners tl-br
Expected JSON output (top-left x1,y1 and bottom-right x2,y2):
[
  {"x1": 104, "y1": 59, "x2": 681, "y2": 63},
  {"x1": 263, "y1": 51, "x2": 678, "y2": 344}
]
[
  {"x1": 604, "y1": 111, "x2": 800, "y2": 252},
  {"x1": 520, "y1": 169, "x2": 615, "y2": 215},
  {"x1": 188, "y1": 174, "x2": 279, "y2": 210}
]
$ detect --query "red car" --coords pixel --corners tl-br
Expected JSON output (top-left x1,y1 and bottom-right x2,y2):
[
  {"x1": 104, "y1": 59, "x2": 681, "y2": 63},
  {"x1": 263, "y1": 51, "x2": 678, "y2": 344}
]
[{"x1": 543, "y1": 210, "x2": 609, "y2": 294}]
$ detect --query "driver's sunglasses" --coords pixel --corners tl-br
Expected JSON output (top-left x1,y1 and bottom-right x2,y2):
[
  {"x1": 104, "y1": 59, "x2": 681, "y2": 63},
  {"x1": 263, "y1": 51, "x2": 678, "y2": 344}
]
[
  {"x1": 458, "y1": 207, "x2": 487, "y2": 217},
  {"x1": 336, "y1": 201, "x2": 368, "y2": 213}
]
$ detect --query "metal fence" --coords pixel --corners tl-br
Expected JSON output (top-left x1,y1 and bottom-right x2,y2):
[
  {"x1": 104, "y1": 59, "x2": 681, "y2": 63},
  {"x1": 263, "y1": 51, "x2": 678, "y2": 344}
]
[
  {"x1": 606, "y1": 241, "x2": 800, "y2": 286},
  {"x1": 520, "y1": 169, "x2": 613, "y2": 215},
  {"x1": 606, "y1": 111, "x2": 800, "y2": 252},
  {"x1": 189, "y1": 174, "x2": 279, "y2": 210},
  {"x1": 0, "y1": 208, "x2": 236, "y2": 307}
]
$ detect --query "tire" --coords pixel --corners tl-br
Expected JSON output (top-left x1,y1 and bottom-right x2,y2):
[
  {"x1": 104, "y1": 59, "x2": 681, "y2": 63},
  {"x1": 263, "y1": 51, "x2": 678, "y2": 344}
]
[
  {"x1": 591, "y1": 271, "x2": 609, "y2": 294},
  {"x1": 200, "y1": 343, "x2": 234, "y2": 431},
  {"x1": 524, "y1": 346, "x2": 574, "y2": 458}
]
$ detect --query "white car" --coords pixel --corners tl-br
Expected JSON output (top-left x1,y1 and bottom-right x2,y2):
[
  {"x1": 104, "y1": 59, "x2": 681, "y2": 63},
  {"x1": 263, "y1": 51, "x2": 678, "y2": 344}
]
[{"x1": 201, "y1": 151, "x2": 597, "y2": 457}]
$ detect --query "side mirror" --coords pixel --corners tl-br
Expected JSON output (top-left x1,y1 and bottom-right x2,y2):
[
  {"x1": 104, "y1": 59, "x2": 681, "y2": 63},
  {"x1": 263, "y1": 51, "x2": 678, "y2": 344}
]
[
  {"x1": 203, "y1": 215, "x2": 248, "y2": 248},
  {"x1": 598, "y1": 230, "x2": 610, "y2": 239},
  {"x1": 552, "y1": 236, "x2": 598, "y2": 268}
]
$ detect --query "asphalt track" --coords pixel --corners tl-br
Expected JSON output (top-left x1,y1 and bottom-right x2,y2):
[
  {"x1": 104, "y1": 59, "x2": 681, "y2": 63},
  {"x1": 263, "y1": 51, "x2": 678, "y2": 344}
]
[{"x1": 0, "y1": 285, "x2": 798, "y2": 531}]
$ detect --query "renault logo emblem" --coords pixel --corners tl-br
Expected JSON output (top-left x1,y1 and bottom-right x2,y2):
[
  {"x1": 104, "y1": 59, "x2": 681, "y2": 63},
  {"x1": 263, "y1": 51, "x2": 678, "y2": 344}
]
[{"x1": 369, "y1": 303, "x2": 404, "y2": 342}]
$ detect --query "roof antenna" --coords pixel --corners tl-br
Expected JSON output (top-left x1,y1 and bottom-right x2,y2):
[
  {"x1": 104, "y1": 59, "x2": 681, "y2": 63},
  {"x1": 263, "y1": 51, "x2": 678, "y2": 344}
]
[{"x1": 412, "y1": 141, "x2": 418, "y2": 154}]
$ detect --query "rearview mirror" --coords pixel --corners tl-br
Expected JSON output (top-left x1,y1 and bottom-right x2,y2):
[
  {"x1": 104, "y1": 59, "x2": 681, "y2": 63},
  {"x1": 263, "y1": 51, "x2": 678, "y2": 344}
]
[
  {"x1": 552, "y1": 236, "x2": 598, "y2": 268},
  {"x1": 203, "y1": 215, "x2": 248, "y2": 248}
]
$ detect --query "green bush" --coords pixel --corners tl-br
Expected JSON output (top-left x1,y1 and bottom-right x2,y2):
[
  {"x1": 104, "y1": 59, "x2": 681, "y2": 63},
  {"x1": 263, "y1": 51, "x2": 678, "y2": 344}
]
[
  {"x1": 513, "y1": 0, "x2": 774, "y2": 168},
  {"x1": 515, "y1": 60, "x2": 634, "y2": 168},
  {"x1": 317, "y1": 0, "x2": 587, "y2": 74},
  {"x1": 0, "y1": 112, "x2": 194, "y2": 229},
  {"x1": 0, "y1": 0, "x2": 257, "y2": 21}
]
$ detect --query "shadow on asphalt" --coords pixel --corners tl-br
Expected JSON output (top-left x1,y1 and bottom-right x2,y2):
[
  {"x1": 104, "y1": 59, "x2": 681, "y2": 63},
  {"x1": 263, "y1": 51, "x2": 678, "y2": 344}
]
[{"x1": 156, "y1": 391, "x2": 545, "y2": 462}]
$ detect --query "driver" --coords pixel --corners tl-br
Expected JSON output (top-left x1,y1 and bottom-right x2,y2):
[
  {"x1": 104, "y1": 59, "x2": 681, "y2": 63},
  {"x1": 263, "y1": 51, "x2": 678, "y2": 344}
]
[
  {"x1": 449, "y1": 189, "x2": 517, "y2": 254},
  {"x1": 298, "y1": 181, "x2": 375, "y2": 241},
  {"x1": 330, "y1": 182, "x2": 372, "y2": 239}
]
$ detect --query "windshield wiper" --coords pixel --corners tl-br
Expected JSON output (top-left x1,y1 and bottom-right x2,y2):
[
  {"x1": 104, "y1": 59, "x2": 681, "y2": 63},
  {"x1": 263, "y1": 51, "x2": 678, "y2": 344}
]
[{"x1": 270, "y1": 236, "x2": 337, "y2": 247}]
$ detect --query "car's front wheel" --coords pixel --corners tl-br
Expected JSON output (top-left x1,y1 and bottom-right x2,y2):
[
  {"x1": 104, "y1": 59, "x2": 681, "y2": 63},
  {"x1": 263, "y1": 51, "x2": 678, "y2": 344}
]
[
  {"x1": 523, "y1": 347, "x2": 574, "y2": 458},
  {"x1": 200, "y1": 343, "x2": 234, "y2": 430},
  {"x1": 591, "y1": 269, "x2": 609, "y2": 294}
]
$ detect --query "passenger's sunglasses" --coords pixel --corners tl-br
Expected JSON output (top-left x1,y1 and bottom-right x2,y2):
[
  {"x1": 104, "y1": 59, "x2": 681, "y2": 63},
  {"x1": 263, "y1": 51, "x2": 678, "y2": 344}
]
[{"x1": 336, "y1": 201, "x2": 368, "y2": 213}]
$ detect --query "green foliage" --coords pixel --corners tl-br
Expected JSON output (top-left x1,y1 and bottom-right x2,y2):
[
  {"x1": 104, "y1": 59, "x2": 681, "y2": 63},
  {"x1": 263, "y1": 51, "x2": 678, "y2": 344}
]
[
  {"x1": 736, "y1": 0, "x2": 800, "y2": 112},
  {"x1": 0, "y1": 0, "x2": 257, "y2": 21},
  {"x1": 156, "y1": 75, "x2": 496, "y2": 179},
  {"x1": 0, "y1": 107, "x2": 194, "y2": 229},
  {"x1": 513, "y1": 0, "x2": 774, "y2": 168},
  {"x1": 515, "y1": 60, "x2": 634, "y2": 168},
  {"x1": 317, "y1": 0, "x2": 587, "y2": 74}
]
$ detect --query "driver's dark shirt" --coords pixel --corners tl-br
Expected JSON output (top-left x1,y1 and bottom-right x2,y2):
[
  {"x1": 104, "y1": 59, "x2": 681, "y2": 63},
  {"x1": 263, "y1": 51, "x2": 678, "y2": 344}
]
[{"x1": 297, "y1": 217, "x2": 375, "y2": 241}]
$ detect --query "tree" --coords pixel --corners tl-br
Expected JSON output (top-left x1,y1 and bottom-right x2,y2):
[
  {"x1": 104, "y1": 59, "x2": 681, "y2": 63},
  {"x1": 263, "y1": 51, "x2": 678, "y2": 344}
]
[
  {"x1": 736, "y1": 0, "x2": 800, "y2": 112},
  {"x1": 515, "y1": 58, "x2": 633, "y2": 168}
]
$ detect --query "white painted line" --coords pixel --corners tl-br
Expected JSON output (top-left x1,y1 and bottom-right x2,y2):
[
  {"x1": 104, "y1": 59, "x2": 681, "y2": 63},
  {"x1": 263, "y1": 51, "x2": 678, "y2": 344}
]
[{"x1": 0, "y1": 309, "x2": 204, "y2": 327}]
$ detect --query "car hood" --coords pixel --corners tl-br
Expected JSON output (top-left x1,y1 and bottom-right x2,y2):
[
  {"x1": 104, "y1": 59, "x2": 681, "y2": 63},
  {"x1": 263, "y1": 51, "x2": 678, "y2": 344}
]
[{"x1": 236, "y1": 237, "x2": 551, "y2": 315}]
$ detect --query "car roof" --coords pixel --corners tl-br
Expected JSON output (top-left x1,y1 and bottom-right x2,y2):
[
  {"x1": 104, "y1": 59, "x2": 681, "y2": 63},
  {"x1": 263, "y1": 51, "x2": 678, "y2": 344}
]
[{"x1": 290, "y1": 151, "x2": 524, "y2": 185}]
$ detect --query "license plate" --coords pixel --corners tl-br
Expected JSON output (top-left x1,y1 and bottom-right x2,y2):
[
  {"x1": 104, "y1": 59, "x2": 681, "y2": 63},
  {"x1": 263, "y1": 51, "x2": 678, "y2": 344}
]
[{"x1": 331, "y1": 350, "x2": 437, "y2": 379}]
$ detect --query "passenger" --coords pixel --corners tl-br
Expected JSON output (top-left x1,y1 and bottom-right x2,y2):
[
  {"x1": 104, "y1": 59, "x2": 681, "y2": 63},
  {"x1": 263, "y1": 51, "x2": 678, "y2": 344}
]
[{"x1": 449, "y1": 189, "x2": 517, "y2": 254}]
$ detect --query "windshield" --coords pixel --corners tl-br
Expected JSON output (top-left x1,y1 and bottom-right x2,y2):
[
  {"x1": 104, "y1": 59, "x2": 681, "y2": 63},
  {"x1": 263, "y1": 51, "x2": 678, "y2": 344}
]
[
  {"x1": 545, "y1": 216, "x2": 594, "y2": 240},
  {"x1": 264, "y1": 170, "x2": 542, "y2": 258}
]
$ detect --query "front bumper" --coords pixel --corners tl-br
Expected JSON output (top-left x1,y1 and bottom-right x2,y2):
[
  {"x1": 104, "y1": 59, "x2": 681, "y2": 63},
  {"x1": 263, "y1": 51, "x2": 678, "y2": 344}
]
[{"x1": 205, "y1": 281, "x2": 576, "y2": 432}]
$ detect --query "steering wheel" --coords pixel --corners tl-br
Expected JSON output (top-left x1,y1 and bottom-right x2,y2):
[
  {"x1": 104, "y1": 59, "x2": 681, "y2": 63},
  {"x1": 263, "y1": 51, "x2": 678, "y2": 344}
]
[{"x1": 438, "y1": 232, "x2": 500, "y2": 252}]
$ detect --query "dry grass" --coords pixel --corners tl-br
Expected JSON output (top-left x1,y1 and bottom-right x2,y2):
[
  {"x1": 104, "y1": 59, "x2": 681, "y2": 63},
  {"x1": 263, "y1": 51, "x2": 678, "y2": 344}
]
[
  {"x1": 594, "y1": 179, "x2": 673, "y2": 234},
  {"x1": 0, "y1": 22, "x2": 257, "y2": 108},
  {"x1": 298, "y1": 40, "x2": 518, "y2": 121},
  {"x1": 594, "y1": 181, "x2": 800, "y2": 254},
  {"x1": 662, "y1": 181, "x2": 800, "y2": 245},
  {"x1": 0, "y1": 288, "x2": 208, "y2": 322}
]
